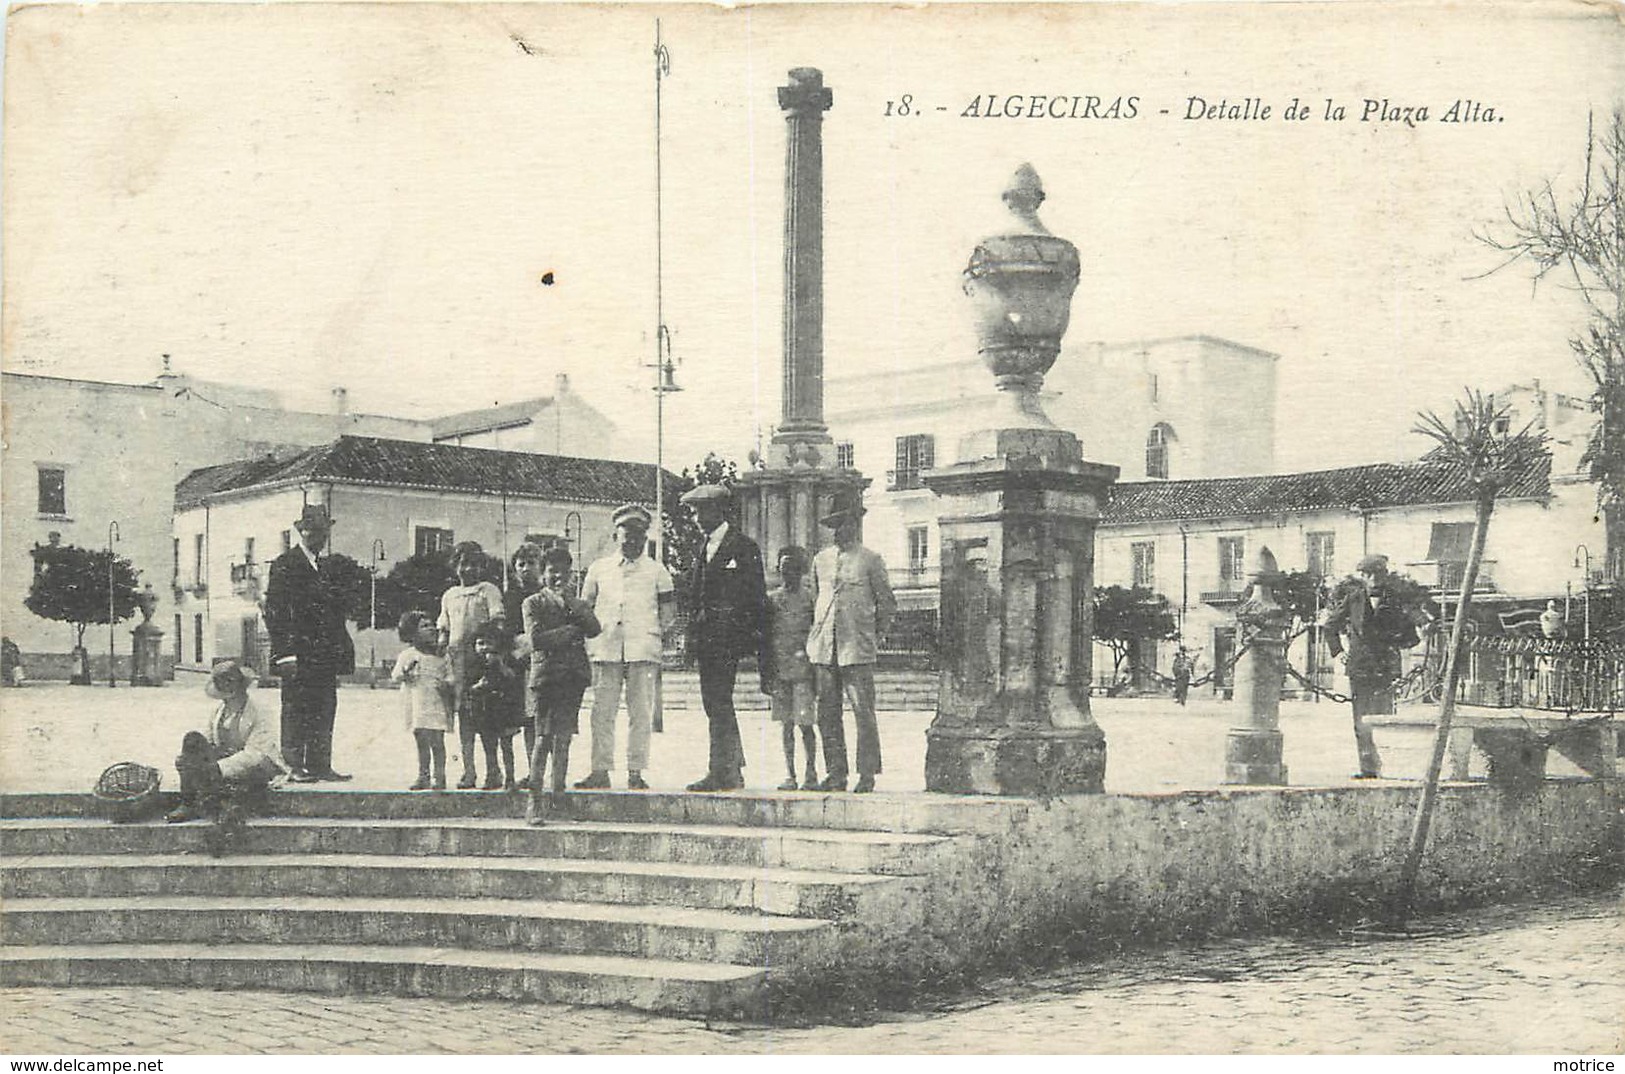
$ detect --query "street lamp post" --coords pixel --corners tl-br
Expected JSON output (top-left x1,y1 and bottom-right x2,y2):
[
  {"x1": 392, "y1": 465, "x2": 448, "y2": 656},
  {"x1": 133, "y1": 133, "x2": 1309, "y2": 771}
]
[
  {"x1": 370, "y1": 539, "x2": 386, "y2": 685},
  {"x1": 106, "y1": 521, "x2": 120, "y2": 688},
  {"x1": 1575, "y1": 544, "x2": 1592, "y2": 640}
]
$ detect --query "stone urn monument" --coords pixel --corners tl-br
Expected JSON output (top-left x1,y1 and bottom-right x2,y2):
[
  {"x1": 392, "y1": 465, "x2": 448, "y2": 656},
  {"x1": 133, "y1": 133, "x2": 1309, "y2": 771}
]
[
  {"x1": 130, "y1": 583, "x2": 166, "y2": 687},
  {"x1": 923, "y1": 166, "x2": 1119, "y2": 796}
]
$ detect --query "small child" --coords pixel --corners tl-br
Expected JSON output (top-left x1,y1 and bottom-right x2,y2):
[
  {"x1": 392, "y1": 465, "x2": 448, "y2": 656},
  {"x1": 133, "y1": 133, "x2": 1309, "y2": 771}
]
[
  {"x1": 466, "y1": 619, "x2": 523, "y2": 791},
  {"x1": 522, "y1": 547, "x2": 601, "y2": 825},
  {"x1": 438, "y1": 542, "x2": 504, "y2": 788},
  {"x1": 392, "y1": 611, "x2": 453, "y2": 791},
  {"x1": 762, "y1": 546, "x2": 818, "y2": 791}
]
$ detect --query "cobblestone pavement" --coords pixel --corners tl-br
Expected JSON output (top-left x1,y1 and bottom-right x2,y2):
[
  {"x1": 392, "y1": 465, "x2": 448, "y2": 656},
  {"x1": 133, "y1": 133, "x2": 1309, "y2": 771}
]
[
  {"x1": 0, "y1": 683, "x2": 1557, "y2": 796},
  {"x1": 3, "y1": 890, "x2": 1618, "y2": 1054}
]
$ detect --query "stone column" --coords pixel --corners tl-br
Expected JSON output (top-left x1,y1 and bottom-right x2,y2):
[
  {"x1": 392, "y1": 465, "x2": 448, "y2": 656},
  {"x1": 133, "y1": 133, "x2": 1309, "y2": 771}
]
[
  {"x1": 738, "y1": 67, "x2": 867, "y2": 568},
  {"x1": 777, "y1": 67, "x2": 833, "y2": 442},
  {"x1": 1224, "y1": 547, "x2": 1290, "y2": 784},
  {"x1": 923, "y1": 166, "x2": 1118, "y2": 796}
]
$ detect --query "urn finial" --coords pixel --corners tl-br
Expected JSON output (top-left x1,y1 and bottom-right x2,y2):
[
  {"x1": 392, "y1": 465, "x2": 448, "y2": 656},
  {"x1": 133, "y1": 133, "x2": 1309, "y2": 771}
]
[
  {"x1": 1002, "y1": 164, "x2": 1051, "y2": 235},
  {"x1": 962, "y1": 166, "x2": 1081, "y2": 430}
]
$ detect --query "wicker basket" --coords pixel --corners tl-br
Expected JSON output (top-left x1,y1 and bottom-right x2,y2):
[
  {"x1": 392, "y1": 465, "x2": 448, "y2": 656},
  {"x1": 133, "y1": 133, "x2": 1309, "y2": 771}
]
[{"x1": 93, "y1": 761, "x2": 164, "y2": 823}]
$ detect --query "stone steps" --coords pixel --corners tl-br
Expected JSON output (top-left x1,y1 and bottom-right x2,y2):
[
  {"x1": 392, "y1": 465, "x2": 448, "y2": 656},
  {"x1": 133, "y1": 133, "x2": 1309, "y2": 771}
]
[
  {"x1": 0, "y1": 817, "x2": 952, "y2": 875},
  {"x1": 1, "y1": 852, "x2": 903, "y2": 916},
  {"x1": 0, "y1": 791, "x2": 965, "y2": 1014},
  {"x1": 0, "y1": 895, "x2": 837, "y2": 967},
  {"x1": 0, "y1": 943, "x2": 767, "y2": 1015}
]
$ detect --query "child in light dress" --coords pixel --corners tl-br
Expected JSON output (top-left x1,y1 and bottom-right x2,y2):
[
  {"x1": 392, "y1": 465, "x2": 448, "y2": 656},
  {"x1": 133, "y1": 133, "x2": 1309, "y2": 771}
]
[
  {"x1": 392, "y1": 610, "x2": 454, "y2": 791},
  {"x1": 438, "y1": 542, "x2": 504, "y2": 788}
]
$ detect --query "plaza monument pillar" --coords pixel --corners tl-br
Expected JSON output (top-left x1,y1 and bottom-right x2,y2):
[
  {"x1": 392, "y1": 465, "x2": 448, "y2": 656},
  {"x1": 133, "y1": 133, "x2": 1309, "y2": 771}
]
[
  {"x1": 923, "y1": 165, "x2": 1119, "y2": 796},
  {"x1": 738, "y1": 67, "x2": 866, "y2": 566},
  {"x1": 1224, "y1": 547, "x2": 1290, "y2": 785}
]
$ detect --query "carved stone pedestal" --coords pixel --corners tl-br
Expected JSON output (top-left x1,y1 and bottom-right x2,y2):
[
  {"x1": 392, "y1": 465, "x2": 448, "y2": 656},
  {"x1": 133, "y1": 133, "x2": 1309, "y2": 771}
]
[
  {"x1": 1224, "y1": 549, "x2": 1289, "y2": 785},
  {"x1": 923, "y1": 429, "x2": 1116, "y2": 796},
  {"x1": 131, "y1": 623, "x2": 165, "y2": 687}
]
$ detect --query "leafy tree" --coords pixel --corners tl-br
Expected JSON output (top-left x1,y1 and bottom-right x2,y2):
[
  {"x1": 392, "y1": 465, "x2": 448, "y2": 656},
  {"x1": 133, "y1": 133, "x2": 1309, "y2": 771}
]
[
  {"x1": 1477, "y1": 107, "x2": 1624, "y2": 574},
  {"x1": 319, "y1": 553, "x2": 380, "y2": 630},
  {"x1": 25, "y1": 541, "x2": 141, "y2": 652},
  {"x1": 1092, "y1": 584, "x2": 1179, "y2": 683},
  {"x1": 372, "y1": 552, "x2": 454, "y2": 632}
]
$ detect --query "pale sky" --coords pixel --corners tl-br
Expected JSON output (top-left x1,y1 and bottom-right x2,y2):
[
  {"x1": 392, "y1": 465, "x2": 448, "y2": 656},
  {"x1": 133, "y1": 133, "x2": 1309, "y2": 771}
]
[{"x1": 4, "y1": 2, "x2": 1621, "y2": 473}]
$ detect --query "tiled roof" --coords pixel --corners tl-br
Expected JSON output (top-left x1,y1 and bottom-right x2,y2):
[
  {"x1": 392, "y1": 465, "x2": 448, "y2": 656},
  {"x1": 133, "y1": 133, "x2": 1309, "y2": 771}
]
[
  {"x1": 429, "y1": 397, "x2": 553, "y2": 438},
  {"x1": 176, "y1": 437, "x2": 672, "y2": 509},
  {"x1": 1103, "y1": 450, "x2": 1552, "y2": 525}
]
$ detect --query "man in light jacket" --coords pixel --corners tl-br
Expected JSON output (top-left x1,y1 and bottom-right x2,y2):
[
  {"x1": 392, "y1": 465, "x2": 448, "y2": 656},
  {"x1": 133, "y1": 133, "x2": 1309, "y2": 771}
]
[
  {"x1": 806, "y1": 500, "x2": 896, "y2": 793},
  {"x1": 167, "y1": 660, "x2": 285, "y2": 823}
]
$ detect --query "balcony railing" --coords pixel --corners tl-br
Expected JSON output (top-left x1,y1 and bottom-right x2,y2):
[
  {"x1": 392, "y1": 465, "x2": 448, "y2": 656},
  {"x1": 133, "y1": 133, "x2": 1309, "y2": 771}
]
[
  {"x1": 1200, "y1": 578, "x2": 1246, "y2": 605},
  {"x1": 1419, "y1": 559, "x2": 1498, "y2": 594},
  {"x1": 889, "y1": 565, "x2": 940, "y2": 589},
  {"x1": 886, "y1": 468, "x2": 926, "y2": 492}
]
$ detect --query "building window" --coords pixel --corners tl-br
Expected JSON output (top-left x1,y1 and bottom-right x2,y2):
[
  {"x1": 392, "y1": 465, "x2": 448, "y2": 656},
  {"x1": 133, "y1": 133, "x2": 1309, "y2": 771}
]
[
  {"x1": 415, "y1": 526, "x2": 455, "y2": 558},
  {"x1": 836, "y1": 442, "x2": 855, "y2": 469},
  {"x1": 1306, "y1": 531, "x2": 1336, "y2": 580},
  {"x1": 1131, "y1": 541, "x2": 1156, "y2": 589},
  {"x1": 1148, "y1": 373, "x2": 1159, "y2": 403},
  {"x1": 172, "y1": 538, "x2": 181, "y2": 585},
  {"x1": 174, "y1": 615, "x2": 184, "y2": 662},
  {"x1": 37, "y1": 467, "x2": 66, "y2": 516},
  {"x1": 906, "y1": 526, "x2": 930, "y2": 573},
  {"x1": 1217, "y1": 536, "x2": 1246, "y2": 589},
  {"x1": 1428, "y1": 521, "x2": 1476, "y2": 590},
  {"x1": 1145, "y1": 424, "x2": 1174, "y2": 480},
  {"x1": 193, "y1": 615, "x2": 204, "y2": 663},
  {"x1": 243, "y1": 537, "x2": 256, "y2": 564},
  {"x1": 193, "y1": 533, "x2": 205, "y2": 587},
  {"x1": 890, "y1": 434, "x2": 935, "y2": 491},
  {"x1": 281, "y1": 530, "x2": 292, "y2": 554}
]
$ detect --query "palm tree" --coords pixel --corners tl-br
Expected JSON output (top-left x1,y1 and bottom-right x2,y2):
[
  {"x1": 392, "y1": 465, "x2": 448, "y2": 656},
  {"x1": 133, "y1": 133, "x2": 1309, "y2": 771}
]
[{"x1": 1395, "y1": 390, "x2": 1547, "y2": 922}]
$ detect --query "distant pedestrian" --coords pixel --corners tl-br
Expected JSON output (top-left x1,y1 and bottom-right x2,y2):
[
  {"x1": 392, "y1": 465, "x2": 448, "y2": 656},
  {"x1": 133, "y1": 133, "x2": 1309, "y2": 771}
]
[
  {"x1": 523, "y1": 546, "x2": 601, "y2": 824},
  {"x1": 1325, "y1": 554, "x2": 1421, "y2": 779},
  {"x1": 167, "y1": 660, "x2": 284, "y2": 824},
  {"x1": 391, "y1": 611, "x2": 452, "y2": 791},
  {"x1": 438, "y1": 542, "x2": 504, "y2": 788},
  {"x1": 762, "y1": 546, "x2": 818, "y2": 791},
  {"x1": 1172, "y1": 646, "x2": 1194, "y2": 706},
  {"x1": 577, "y1": 504, "x2": 675, "y2": 790},
  {"x1": 806, "y1": 499, "x2": 895, "y2": 794},
  {"x1": 264, "y1": 503, "x2": 355, "y2": 783},
  {"x1": 680, "y1": 484, "x2": 767, "y2": 793}
]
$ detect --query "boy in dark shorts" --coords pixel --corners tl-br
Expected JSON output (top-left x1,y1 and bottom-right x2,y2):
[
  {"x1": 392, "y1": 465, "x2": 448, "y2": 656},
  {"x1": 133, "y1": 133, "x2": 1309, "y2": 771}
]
[{"x1": 522, "y1": 547, "x2": 601, "y2": 824}]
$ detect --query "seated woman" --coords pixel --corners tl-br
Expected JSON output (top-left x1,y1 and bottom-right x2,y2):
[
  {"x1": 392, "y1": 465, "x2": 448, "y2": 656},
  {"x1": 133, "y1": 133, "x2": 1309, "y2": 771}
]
[{"x1": 167, "y1": 660, "x2": 286, "y2": 823}]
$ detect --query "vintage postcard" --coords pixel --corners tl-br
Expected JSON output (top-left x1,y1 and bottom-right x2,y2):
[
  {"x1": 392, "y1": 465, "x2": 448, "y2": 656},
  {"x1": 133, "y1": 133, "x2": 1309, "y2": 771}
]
[{"x1": 1, "y1": 0, "x2": 1621, "y2": 1060}]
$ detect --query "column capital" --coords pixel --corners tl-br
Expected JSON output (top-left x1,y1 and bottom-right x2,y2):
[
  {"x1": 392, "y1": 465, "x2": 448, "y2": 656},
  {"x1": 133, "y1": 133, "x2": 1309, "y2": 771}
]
[{"x1": 778, "y1": 68, "x2": 833, "y2": 117}]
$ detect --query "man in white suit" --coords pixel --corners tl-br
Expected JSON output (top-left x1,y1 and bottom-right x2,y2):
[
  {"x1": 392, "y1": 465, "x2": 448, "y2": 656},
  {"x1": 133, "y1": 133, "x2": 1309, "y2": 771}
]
[{"x1": 806, "y1": 500, "x2": 895, "y2": 793}]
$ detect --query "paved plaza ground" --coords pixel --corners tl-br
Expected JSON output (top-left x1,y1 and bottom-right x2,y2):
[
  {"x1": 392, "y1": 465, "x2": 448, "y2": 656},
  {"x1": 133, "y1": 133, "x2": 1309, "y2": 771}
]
[
  {"x1": 0, "y1": 681, "x2": 1539, "y2": 795},
  {"x1": 1, "y1": 889, "x2": 1618, "y2": 1054}
]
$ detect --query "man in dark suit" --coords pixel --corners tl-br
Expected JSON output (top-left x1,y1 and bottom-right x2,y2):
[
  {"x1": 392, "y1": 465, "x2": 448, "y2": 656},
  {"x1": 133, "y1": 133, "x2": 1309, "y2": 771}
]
[
  {"x1": 1325, "y1": 553, "x2": 1420, "y2": 779},
  {"x1": 681, "y1": 484, "x2": 766, "y2": 792},
  {"x1": 264, "y1": 503, "x2": 356, "y2": 783}
]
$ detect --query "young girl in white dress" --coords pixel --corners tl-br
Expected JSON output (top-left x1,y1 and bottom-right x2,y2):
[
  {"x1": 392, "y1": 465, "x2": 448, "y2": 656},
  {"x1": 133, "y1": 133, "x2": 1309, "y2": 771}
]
[{"x1": 393, "y1": 611, "x2": 453, "y2": 790}]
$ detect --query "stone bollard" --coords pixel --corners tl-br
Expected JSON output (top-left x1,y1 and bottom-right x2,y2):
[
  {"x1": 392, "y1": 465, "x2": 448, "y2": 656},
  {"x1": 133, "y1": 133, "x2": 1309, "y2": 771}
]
[{"x1": 1225, "y1": 546, "x2": 1289, "y2": 785}]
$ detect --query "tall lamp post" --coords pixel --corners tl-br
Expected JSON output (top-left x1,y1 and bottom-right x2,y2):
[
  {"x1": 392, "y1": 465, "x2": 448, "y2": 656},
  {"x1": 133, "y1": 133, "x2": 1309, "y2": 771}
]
[
  {"x1": 648, "y1": 20, "x2": 681, "y2": 562},
  {"x1": 106, "y1": 521, "x2": 120, "y2": 688},
  {"x1": 370, "y1": 538, "x2": 386, "y2": 685},
  {"x1": 1575, "y1": 544, "x2": 1592, "y2": 640}
]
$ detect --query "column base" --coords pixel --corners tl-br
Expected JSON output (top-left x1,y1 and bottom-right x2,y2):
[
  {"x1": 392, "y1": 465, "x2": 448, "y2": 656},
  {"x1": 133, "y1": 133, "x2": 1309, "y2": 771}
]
[
  {"x1": 1224, "y1": 728, "x2": 1288, "y2": 785},
  {"x1": 925, "y1": 724, "x2": 1106, "y2": 796}
]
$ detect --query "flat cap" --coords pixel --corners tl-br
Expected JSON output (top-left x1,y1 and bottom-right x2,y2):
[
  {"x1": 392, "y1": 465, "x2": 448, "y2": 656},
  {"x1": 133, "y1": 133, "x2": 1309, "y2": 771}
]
[
  {"x1": 612, "y1": 503, "x2": 654, "y2": 530},
  {"x1": 679, "y1": 484, "x2": 732, "y2": 506},
  {"x1": 1356, "y1": 554, "x2": 1390, "y2": 575}
]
